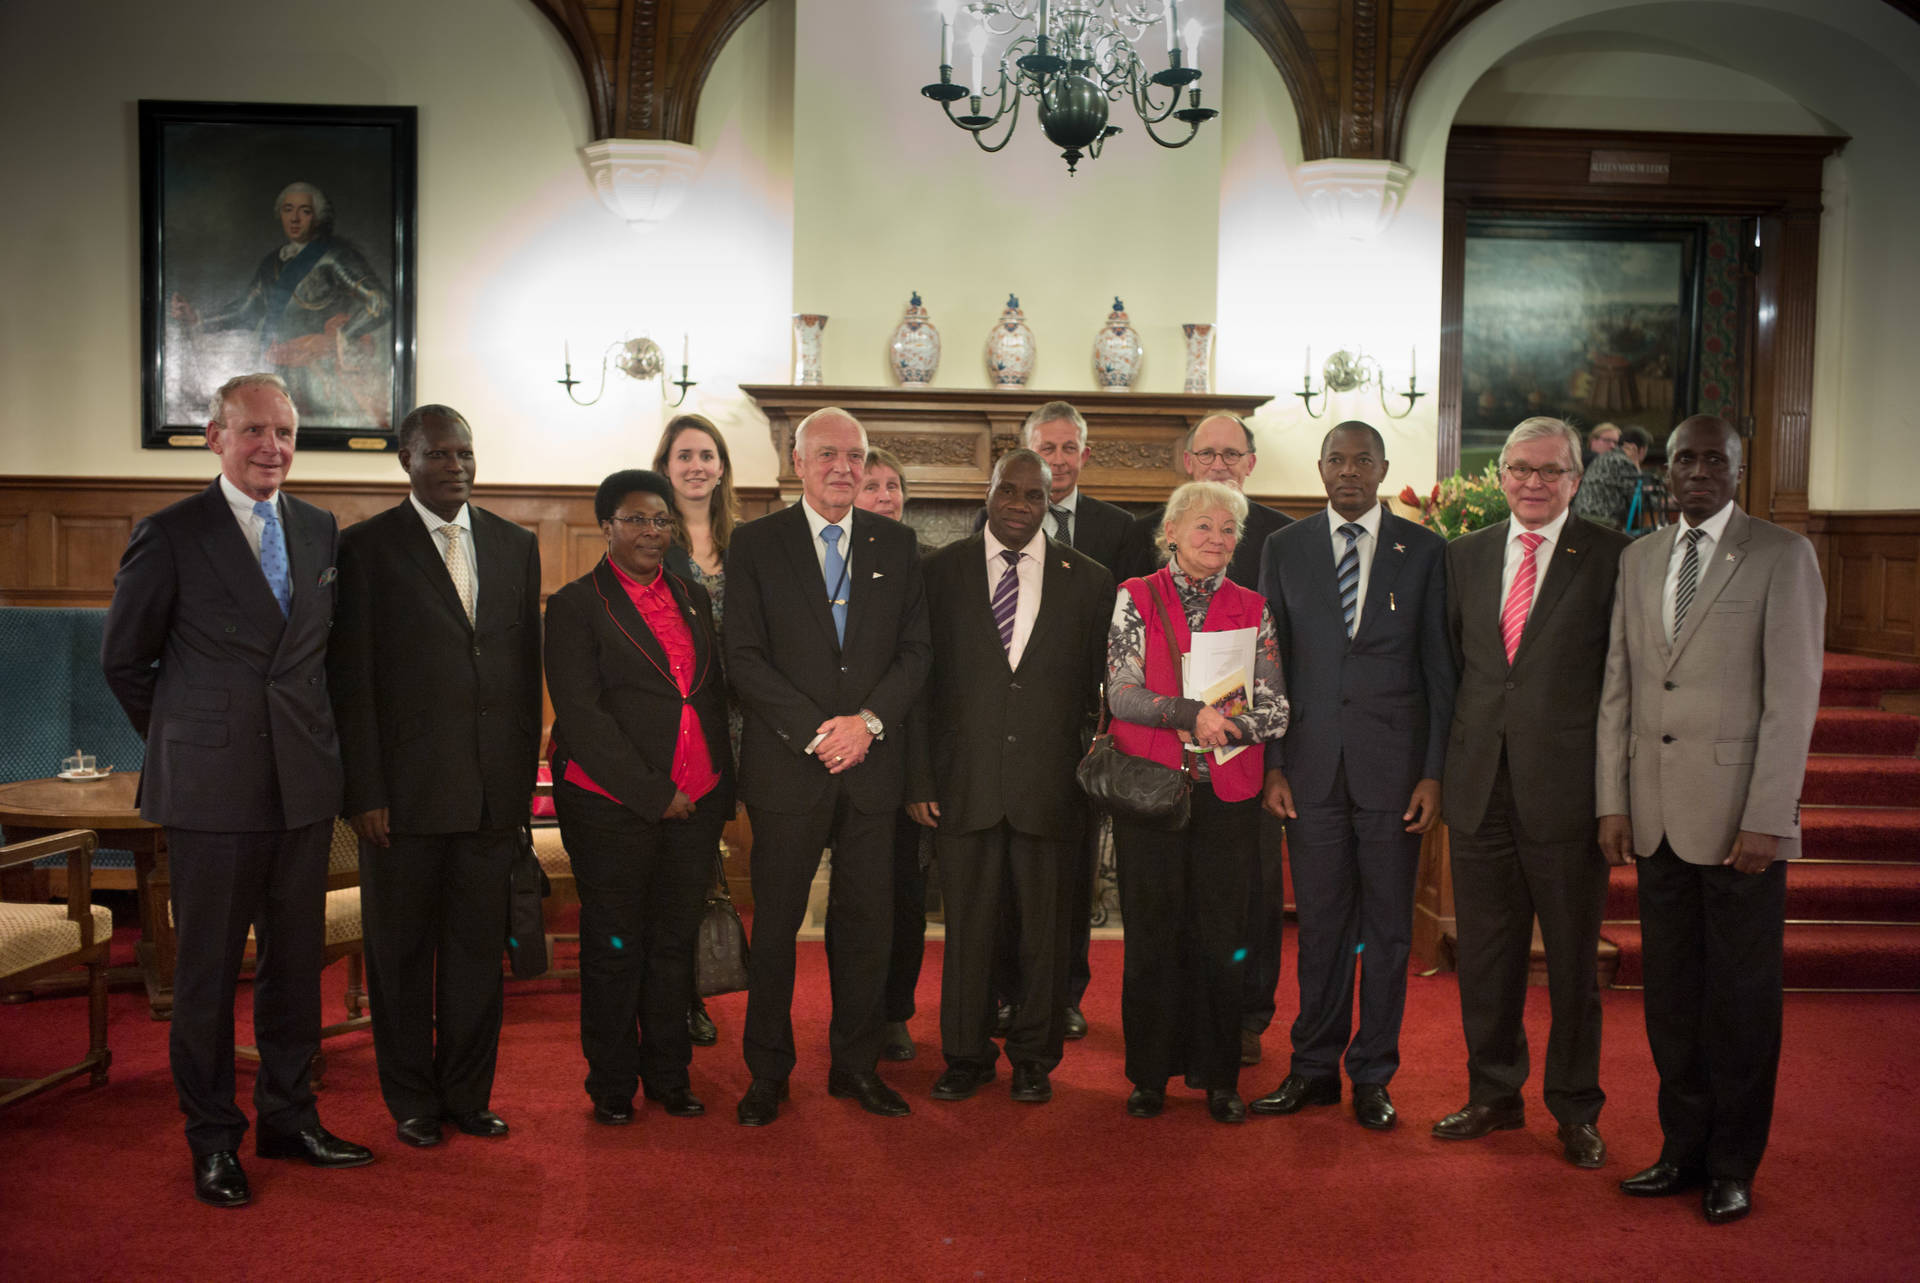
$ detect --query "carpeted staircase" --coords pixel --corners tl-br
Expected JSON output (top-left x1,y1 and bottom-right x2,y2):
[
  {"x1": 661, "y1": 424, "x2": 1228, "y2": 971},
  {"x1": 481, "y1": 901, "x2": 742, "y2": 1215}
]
[{"x1": 1605, "y1": 654, "x2": 1920, "y2": 991}]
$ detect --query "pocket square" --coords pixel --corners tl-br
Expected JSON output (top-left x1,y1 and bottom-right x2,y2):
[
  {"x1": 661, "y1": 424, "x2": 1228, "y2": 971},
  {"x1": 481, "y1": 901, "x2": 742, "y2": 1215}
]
[{"x1": 317, "y1": 567, "x2": 338, "y2": 586}]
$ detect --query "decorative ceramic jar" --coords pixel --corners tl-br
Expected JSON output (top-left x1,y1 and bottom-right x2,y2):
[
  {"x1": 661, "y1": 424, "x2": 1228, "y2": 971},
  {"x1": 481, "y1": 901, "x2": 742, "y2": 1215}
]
[
  {"x1": 1093, "y1": 297, "x2": 1143, "y2": 390},
  {"x1": 1182, "y1": 323, "x2": 1214, "y2": 394},
  {"x1": 888, "y1": 292, "x2": 940, "y2": 386},
  {"x1": 792, "y1": 313, "x2": 827, "y2": 385},
  {"x1": 986, "y1": 294, "x2": 1035, "y2": 389}
]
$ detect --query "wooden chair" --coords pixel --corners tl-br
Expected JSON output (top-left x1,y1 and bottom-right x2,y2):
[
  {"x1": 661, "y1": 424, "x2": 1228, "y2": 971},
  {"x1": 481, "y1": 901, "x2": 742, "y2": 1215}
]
[{"x1": 0, "y1": 829, "x2": 111, "y2": 1106}]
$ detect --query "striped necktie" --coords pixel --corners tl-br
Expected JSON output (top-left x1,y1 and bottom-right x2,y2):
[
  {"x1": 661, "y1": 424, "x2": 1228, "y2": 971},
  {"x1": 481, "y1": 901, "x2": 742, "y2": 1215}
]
[
  {"x1": 1672, "y1": 527, "x2": 1705, "y2": 641},
  {"x1": 1049, "y1": 505, "x2": 1072, "y2": 547},
  {"x1": 1336, "y1": 522, "x2": 1363, "y2": 638},
  {"x1": 1501, "y1": 531, "x2": 1545, "y2": 665},
  {"x1": 991, "y1": 548, "x2": 1021, "y2": 657}
]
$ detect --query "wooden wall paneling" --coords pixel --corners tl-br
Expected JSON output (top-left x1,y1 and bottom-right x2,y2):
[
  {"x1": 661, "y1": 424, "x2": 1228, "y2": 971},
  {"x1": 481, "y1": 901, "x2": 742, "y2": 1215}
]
[{"x1": 1810, "y1": 512, "x2": 1920, "y2": 660}]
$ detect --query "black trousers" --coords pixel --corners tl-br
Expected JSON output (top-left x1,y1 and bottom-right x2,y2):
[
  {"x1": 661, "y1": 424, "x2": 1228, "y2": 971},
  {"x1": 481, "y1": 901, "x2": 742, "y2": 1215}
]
[
  {"x1": 1240, "y1": 809, "x2": 1288, "y2": 1034},
  {"x1": 360, "y1": 827, "x2": 515, "y2": 1121},
  {"x1": 825, "y1": 807, "x2": 926, "y2": 1023},
  {"x1": 1637, "y1": 841, "x2": 1787, "y2": 1181},
  {"x1": 556, "y1": 781, "x2": 721, "y2": 1101},
  {"x1": 165, "y1": 821, "x2": 329, "y2": 1156},
  {"x1": 743, "y1": 782, "x2": 893, "y2": 1080},
  {"x1": 1449, "y1": 760, "x2": 1610, "y2": 1126},
  {"x1": 1113, "y1": 786, "x2": 1257, "y2": 1091},
  {"x1": 1285, "y1": 761, "x2": 1421, "y2": 1083},
  {"x1": 994, "y1": 813, "x2": 1096, "y2": 1014},
  {"x1": 937, "y1": 822, "x2": 1074, "y2": 1072}
]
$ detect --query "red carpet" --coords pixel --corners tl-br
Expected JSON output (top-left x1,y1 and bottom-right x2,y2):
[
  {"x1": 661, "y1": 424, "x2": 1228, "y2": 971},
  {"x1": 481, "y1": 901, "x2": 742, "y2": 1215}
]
[
  {"x1": 1819, "y1": 655, "x2": 1920, "y2": 706},
  {"x1": 4, "y1": 938, "x2": 1920, "y2": 1281},
  {"x1": 1607, "y1": 861, "x2": 1920, "y2": 922}
]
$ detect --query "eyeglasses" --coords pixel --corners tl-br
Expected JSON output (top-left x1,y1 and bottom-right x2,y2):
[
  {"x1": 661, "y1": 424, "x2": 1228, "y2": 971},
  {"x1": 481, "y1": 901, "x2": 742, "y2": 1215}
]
[
  {"x1": 1190, "y1": 448, "x2": 1248, "y2": 466},
  {"x1": 606, "y1": 514, "x2": 675, "y2": 531},
  {"x1": 1503, "y1": 464, "x2": 1573, "y2": 484}
]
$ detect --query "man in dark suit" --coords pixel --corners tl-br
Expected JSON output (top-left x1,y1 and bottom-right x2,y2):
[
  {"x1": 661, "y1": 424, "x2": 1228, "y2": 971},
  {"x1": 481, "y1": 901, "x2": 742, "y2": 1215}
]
[
  {"x1": 907, "y1": 450, "x2": 1113, "y2": 1105},
  {"x1": 1251, "y1": 421, "x2": 1453, "y2": 1130},
  {"x1": 327, "y1": 404, "x2": 543, "y2": 1149},
  {"x1": 1114, "y1": 412, "x2": 1294, "y2": 1062},
  {"x1": 1432, "y1": 416, "x2": 1631, "y2": 1170},
  {"x1": 726, "y1": 407, "x2": 931, "y2": 1125},
  {"x1": 101, "y1": 373, "x2": 372, "y2": 1209},
  {"x1": 1019, "y1": 400, "x2": 1132, "y2": 570}
]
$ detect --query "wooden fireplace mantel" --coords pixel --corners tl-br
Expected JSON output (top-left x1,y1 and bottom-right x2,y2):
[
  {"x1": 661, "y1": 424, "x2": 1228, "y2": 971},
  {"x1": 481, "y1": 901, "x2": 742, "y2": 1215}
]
[{"x1": 740, "y1": 385, "x2": 1276, "y2": 504}]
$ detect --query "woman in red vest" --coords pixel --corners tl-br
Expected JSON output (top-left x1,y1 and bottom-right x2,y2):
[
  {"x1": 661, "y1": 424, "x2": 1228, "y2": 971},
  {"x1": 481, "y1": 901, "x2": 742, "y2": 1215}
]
[{"x1": 1107, "y1": 481, "x2": 1289, "y2": 1123}]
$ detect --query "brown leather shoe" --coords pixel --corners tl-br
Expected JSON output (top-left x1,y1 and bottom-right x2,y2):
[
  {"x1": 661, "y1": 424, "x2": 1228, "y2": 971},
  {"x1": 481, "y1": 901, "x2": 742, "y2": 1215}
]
[
  {"x1": 1558, "y1": 1121, "x2": 1606, "y2": 1168},
  {"x1": 1430, "y1": 1101, "x2": 1525, "y2": 1140}
]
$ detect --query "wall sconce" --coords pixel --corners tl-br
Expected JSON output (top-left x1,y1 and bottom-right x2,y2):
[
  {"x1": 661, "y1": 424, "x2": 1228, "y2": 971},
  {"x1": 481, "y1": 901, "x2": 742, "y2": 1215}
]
[
  {"x1": 559, "y1": 336, "x2": 696, "y2": 408},
  {"x1": 1297, "y1": 346, "x2": 1424, "y2": 420}
]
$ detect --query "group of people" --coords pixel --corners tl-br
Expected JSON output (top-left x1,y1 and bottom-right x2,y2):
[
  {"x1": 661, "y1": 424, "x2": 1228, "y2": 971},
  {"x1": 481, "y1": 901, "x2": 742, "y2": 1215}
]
[{"x1": 101, "y1": 373, "x2": 1822, "y2": 1232}]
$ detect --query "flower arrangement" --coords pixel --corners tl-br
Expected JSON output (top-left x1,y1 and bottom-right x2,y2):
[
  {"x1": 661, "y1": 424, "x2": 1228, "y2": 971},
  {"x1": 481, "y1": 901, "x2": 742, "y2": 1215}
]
[{"x1": 1400, "y1": 463, "x2": 1510, "y2": 540}]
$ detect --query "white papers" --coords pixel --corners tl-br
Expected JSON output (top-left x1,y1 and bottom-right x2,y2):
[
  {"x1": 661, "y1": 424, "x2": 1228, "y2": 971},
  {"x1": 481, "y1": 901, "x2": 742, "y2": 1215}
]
[{"x1": 1183, "y1": 626, "x2": 1257, "y2": 764}]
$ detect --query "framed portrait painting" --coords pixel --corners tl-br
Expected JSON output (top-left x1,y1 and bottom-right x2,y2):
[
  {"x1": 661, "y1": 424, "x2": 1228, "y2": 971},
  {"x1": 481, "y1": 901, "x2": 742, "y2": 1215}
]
[
  {"x1": 139, "y1": 100, "x2": 417, "y2": 451},
  {"x1": 1459, "y1": 219, "x2": 1703, "y2": 464}
]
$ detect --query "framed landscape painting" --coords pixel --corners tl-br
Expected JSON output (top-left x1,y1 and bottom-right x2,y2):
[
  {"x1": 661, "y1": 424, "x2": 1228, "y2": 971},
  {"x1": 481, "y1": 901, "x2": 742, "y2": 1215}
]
[
  {"x1": 139, "y1": 100, "x2": 417, "y2": 451},
  {"x1": 1460, "y1": 219, "x2": 1702, "y2": 463}
]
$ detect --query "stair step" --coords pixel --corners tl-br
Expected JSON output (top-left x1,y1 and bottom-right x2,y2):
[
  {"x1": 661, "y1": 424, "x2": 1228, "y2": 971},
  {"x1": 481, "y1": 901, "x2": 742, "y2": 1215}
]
[
  {"x1": 1605, "y1": 921, "x2": 1920, "y2": 990},
  {"x1": 1802, "y1": 757, "x2": 1920, "y2": 808},
  {"x1": 1821, "y1": 654, "x2": 1920, "y2": 702},
  {"x1": 1811, "y1": 709, "x2": 1920, "y2": 757},
  {"x1": 1801, "y1": 808, "x2": 1920, "y2": 863},
  {"x1": 1606, "y1": 860, "x2": 1920, "y2": 921}
]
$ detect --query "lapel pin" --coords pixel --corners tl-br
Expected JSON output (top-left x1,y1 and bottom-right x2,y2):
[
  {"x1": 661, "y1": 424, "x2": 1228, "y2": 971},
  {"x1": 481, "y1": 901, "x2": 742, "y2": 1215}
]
[
  {"x1": 1564, "y1": 546, "x2": 1577, "y2": 555},
  {"x1": 1393, "y1": 542, "x2": 1405, "y2": 554},
  {"x1": 1061, "y1": 560, "x2": 1071, "y2": 569},
  {"x1": 871, "y1": 570, "x2": 884, "y2": 579},
  {"x1": 1725, "y1": 552, "x2": 1736, "y2": 562},
  {"x1": 1389, "y1": 592, "x2": 1397, "y2": 612},
  {"x1": 317, "y1": 567, "x2": 337, "y2": 586}
]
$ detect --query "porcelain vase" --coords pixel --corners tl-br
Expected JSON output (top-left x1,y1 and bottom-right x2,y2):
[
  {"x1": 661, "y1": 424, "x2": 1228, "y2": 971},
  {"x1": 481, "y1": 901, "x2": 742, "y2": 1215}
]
[
  {"x1": 1093, "y1": 297, "x2": 1143, "y2": 390},
  {"x1": 792, "y1": 314, "x2": 827, "y2": 385},
  {"x1": 986, "y1": 294, "x2": 1035, "y2": 389},
  {"x1": 888, "y1": 292, "x2": 940, "y2": 386},
  {"x1": 1182, "y1": 323, "x2": 1214, "y2": 394}
]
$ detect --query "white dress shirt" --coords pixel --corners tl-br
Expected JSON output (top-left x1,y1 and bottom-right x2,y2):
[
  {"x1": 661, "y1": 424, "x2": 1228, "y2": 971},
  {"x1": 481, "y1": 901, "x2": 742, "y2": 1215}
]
[
  {"x1": 1043, "y1": 487, "x2": 1082, "y2": 542},
  {"x1": 218, "y1": 474, "x2": 279, "y2": 565},
  {"x1": 983, "y1": 526, "x2": 1045, "y2": 669},
  {"x1": 1498, "y1": 508, "x2": 1571, "y2": 625},
  {"x1": 801, "y1": 498, "x2": 853, "y2": 583},
  {"x1": 1325, "y1": 502, "x2": 1383, "y2": 632},
  {"x1": 409, "y1": 492, "x2": 478, "y2": 608},
  {"x1": 1662, "y1": 500, "x2": 1736, "y2": 642}
]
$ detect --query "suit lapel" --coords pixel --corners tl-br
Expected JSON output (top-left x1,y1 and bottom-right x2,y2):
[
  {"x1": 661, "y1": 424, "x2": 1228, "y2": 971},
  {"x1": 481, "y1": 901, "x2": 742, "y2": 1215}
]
[
  {"x1": 951, "y1": 535, "x2": 1006, "y2": 672},
  {"x1": 280, "y1": 496, "x2": 327, "y2": 636},
  {"x1": 590, "y1": 558, "x2": 674, "y2": 679},
  {"x1": 1296, "y1": 510, "x2": 1345, "y2": 621},
  {"x1": 1354, "y1": 512, "x2": 1408, "y2": 643},
  {"x1": 1014, "y1": 538, "x2": 1072, "y2": 677},
  {"x1": 1512, "y1": 516, "x2": 1590, "y2": 668},
  {"x1": 1646, "y1": 525, "x2": 1680, "y2": 663},
  {"x1": 1668, "y1": 507, "x2": 1748, "y2": 668},
  {"x1": 843, "y1": 508, "x2": 887, "y2": 656},
  {"x1": 193, "y1": 482, "x2": 286, "y2": 643},
  {"x1": 395, "y1": 501, "x2": 471, "y2": 628},
  {"x1": 781, "y1": 503, "x2": 843, "y2": 653},
  {"x1": 470, "y1": 508, "x2": 522, "y2": 634}
]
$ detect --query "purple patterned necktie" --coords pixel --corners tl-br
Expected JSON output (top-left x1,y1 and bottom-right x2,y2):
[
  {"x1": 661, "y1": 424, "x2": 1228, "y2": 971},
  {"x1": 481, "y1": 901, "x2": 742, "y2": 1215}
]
[{"x1": 991, "y1": 548, "x2": 1021, "y2": 657}]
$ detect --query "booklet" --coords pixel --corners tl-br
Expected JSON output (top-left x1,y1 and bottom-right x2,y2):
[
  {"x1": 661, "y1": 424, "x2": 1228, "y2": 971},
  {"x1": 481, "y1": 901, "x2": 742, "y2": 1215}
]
[{"x1": 1182, "y1": 626, "x2": 1257, "y2": 765}]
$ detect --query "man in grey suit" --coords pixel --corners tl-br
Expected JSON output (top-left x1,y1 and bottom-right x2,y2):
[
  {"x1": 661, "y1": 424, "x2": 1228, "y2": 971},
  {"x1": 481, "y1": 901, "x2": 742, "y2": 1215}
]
[
  {"x1": 102, "y1": 373, "x2": 372, "y2": 1208},
  {"x1": 1251, "y1": 421, "x2": 1453, "y2": 1129},
  {"x1": 1431, "y1": 416, "x2": 1630, "y2": 1169},
  {"x1": 1597, "y1": 415, "x2": 1824, "y2": 1225}
]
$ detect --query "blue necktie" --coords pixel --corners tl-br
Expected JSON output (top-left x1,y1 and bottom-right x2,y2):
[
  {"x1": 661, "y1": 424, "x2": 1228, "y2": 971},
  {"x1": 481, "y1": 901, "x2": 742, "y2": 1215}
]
[
  {"x1": 1336, "y1": 522, "x2": 1363, "y2": 638},
  {"x1": 255, "y1": 499, "x2": 291, "y2": 617},
  {"x1": 821, "y1": 524, "x2": 847, "y2": 646}
]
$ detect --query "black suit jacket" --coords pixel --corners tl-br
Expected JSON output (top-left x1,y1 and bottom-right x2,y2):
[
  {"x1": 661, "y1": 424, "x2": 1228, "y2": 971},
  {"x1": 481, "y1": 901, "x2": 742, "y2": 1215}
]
[
  {"x1": 543, "y1": 558, "x2": 734, "y2": 821},
  {"x1": 327, "y1": 500, "x2": 543, "y2": 833},
  {"x1": 971, "y1": 490, "x2": 1131, "y2": 572},
  {"x1": 101, "y1": 479, "x2": 343, "y2": 830},
  {"x1": 1115, "y1": 498, "x2": 1292, "y2": 588},
  {"x1": 724, "y1": 502, "x2": 930, "y2": 816},
  {"x1": 1258, "y1": 509, "x2": 1454, "y2": 811},
  {"x1": 1442, "y1": 514, "x2": 1631, "y2": 842},
  {"x1": 907, "y1": 534, "x2": 1113, "y2": 840}
]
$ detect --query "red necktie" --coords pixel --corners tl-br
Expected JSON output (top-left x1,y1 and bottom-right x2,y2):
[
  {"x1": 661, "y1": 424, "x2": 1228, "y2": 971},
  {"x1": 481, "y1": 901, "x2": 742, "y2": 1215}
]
[{"x1": 1501, "y1": 531, "x2": 1545, "y2": 665}]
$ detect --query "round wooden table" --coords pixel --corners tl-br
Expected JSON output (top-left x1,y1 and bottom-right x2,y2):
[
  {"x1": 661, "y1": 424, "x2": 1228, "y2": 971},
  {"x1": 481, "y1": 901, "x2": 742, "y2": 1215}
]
[{"x1": 0, "y1": 772, "x2": 175, "y2": 1018}]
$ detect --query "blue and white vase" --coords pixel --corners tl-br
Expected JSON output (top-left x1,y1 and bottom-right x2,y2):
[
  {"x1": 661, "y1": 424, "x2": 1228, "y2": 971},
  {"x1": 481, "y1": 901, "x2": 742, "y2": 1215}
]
[
  {"x1": 1094, "y1": 297, "x2": 1143, "y2": 390},
  {"x1": 889, "y1": 292, "x2": 940, "y2": 386},
  {"x1": 986, "y1": 294, "x2": 1035, "y2": 389}
]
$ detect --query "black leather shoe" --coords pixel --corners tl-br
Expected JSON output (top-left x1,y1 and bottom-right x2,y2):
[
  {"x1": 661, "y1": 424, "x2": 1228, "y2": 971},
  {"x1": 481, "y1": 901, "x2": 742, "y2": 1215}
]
[
  {"x1": 450, "y1": 1109, "x2": 509, "y2": 1138},
  {"x1": 396, "y1": 1117, "x2": 443, "y2": 1148},
  {"x1": 1250, "y1": 1073, "x2": 1341, "y2": 1116},
  {"x1": 255, "y1": 1124, "x2": 374, "y2": 1167},
  {"x1": 1620, "y1": 1161, "x2": 1708, "y2": 1197},
  {"x1": 994, "y1": 1004, "x2": 1014, "y2": 1037},
  {"x1": 736, "y1": 1077, "x2": 788, "y2": 1127},
  {"x1": 592, "y1": 1097, "x2": 634, "y2": 1126},
  {"x1": 1703, "y1": 1178, "x2": 1753, "y2": 1225},
  {"x1": 1240, "y1": 1029, "x2": 1262, "y2": 1066},
  {"x1": 1558, "y1": 1121, "x2": 1606, "y2": 1169},
  {"x1": 1207, "y1": 1089, "x2": 1247, "y2": 1124},
  {"x1": 883, "y1": 1020, "x2": 916, "y2": 1062},
  {"x1": 1353, "y1": 1083, "x2": 1396, "y2": 1131},
  {"x1": 688, "y1": 1000, "x2": 718, "y2": 1047},
  {"x1": 1125, "y1": 1085, "x2": 1166, "y2": 1118},
  {"x1": 1009, "y1": 1063, "x2": 1052, "y2": 1104},
  {"x1": 193, "y1": 1151, "x2": 250, "y2": 1208},
  {"x1": 930, "y1": 1062, "x2": 997, "y2": 1101},
  {"x1": 1431, "y1": 1102, "x2": 1525, "y2": 1140},
  {"x1": 827, "y1": 1068, "x2": 911, "y2": 1117},
  {"x1": 1063, "y1": 1006, "x2": 1088, "y2": 1040},
  {"x1": 643, "y1": 1085, "x2": 706, "y2": 1117}
]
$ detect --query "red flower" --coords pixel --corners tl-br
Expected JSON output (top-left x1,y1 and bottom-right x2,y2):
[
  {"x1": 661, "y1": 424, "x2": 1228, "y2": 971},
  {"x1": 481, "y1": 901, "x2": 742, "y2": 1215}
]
[{"x1": 1399, "y1": 485, "x2": 1419, "y2": 507}]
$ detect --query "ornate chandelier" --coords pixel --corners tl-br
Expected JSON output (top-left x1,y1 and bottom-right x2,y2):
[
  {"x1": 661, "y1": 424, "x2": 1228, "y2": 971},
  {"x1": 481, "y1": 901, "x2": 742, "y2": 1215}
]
[{"x1": 920, "y1": 1, "x2": 1218, "y2": 175}]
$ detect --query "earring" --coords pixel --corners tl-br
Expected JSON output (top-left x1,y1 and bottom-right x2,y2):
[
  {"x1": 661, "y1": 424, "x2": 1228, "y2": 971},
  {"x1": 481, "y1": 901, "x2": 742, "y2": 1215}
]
[{"x1": 1166, "y1": 541, "x2": 1177, "y2": 552}]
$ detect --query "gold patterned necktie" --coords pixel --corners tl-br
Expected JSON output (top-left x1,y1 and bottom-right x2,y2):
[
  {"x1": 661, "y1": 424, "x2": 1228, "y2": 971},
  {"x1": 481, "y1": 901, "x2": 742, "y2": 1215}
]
[{"x1": 441, "y1": 524, "x2": 475, "y2": 624}]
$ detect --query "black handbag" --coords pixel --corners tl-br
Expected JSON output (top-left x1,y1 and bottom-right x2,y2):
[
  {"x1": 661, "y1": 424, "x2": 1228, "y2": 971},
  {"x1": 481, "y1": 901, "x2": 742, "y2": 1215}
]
[
  {"x1": 694, "y1": 841, "x2": 751, "y2": 998},
  {"x1": 1076, "y1": 577, "x2": 1198, "y2": 831},
  {"x1": 506, "y1": 825, "x2": 551, "y2": 980}
]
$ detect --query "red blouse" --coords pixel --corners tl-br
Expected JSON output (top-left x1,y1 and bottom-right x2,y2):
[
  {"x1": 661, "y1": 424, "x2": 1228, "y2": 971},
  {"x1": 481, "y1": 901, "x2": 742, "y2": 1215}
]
[{"x1": 562, "y1": 560, "x2": 721, "y2": 808}]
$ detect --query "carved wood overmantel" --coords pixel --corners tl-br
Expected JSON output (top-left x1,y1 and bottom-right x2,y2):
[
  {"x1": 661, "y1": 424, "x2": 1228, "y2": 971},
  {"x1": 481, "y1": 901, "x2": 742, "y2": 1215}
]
[{"x1": 739, "y1": 385, "x2": 1275, "y2": 505}]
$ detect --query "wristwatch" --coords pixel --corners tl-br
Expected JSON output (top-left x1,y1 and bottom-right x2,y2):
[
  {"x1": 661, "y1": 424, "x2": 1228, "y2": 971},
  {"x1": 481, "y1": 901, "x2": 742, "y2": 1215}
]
[{"x1": 858, "y1": 708, "x2": 885, "y2": 739}]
